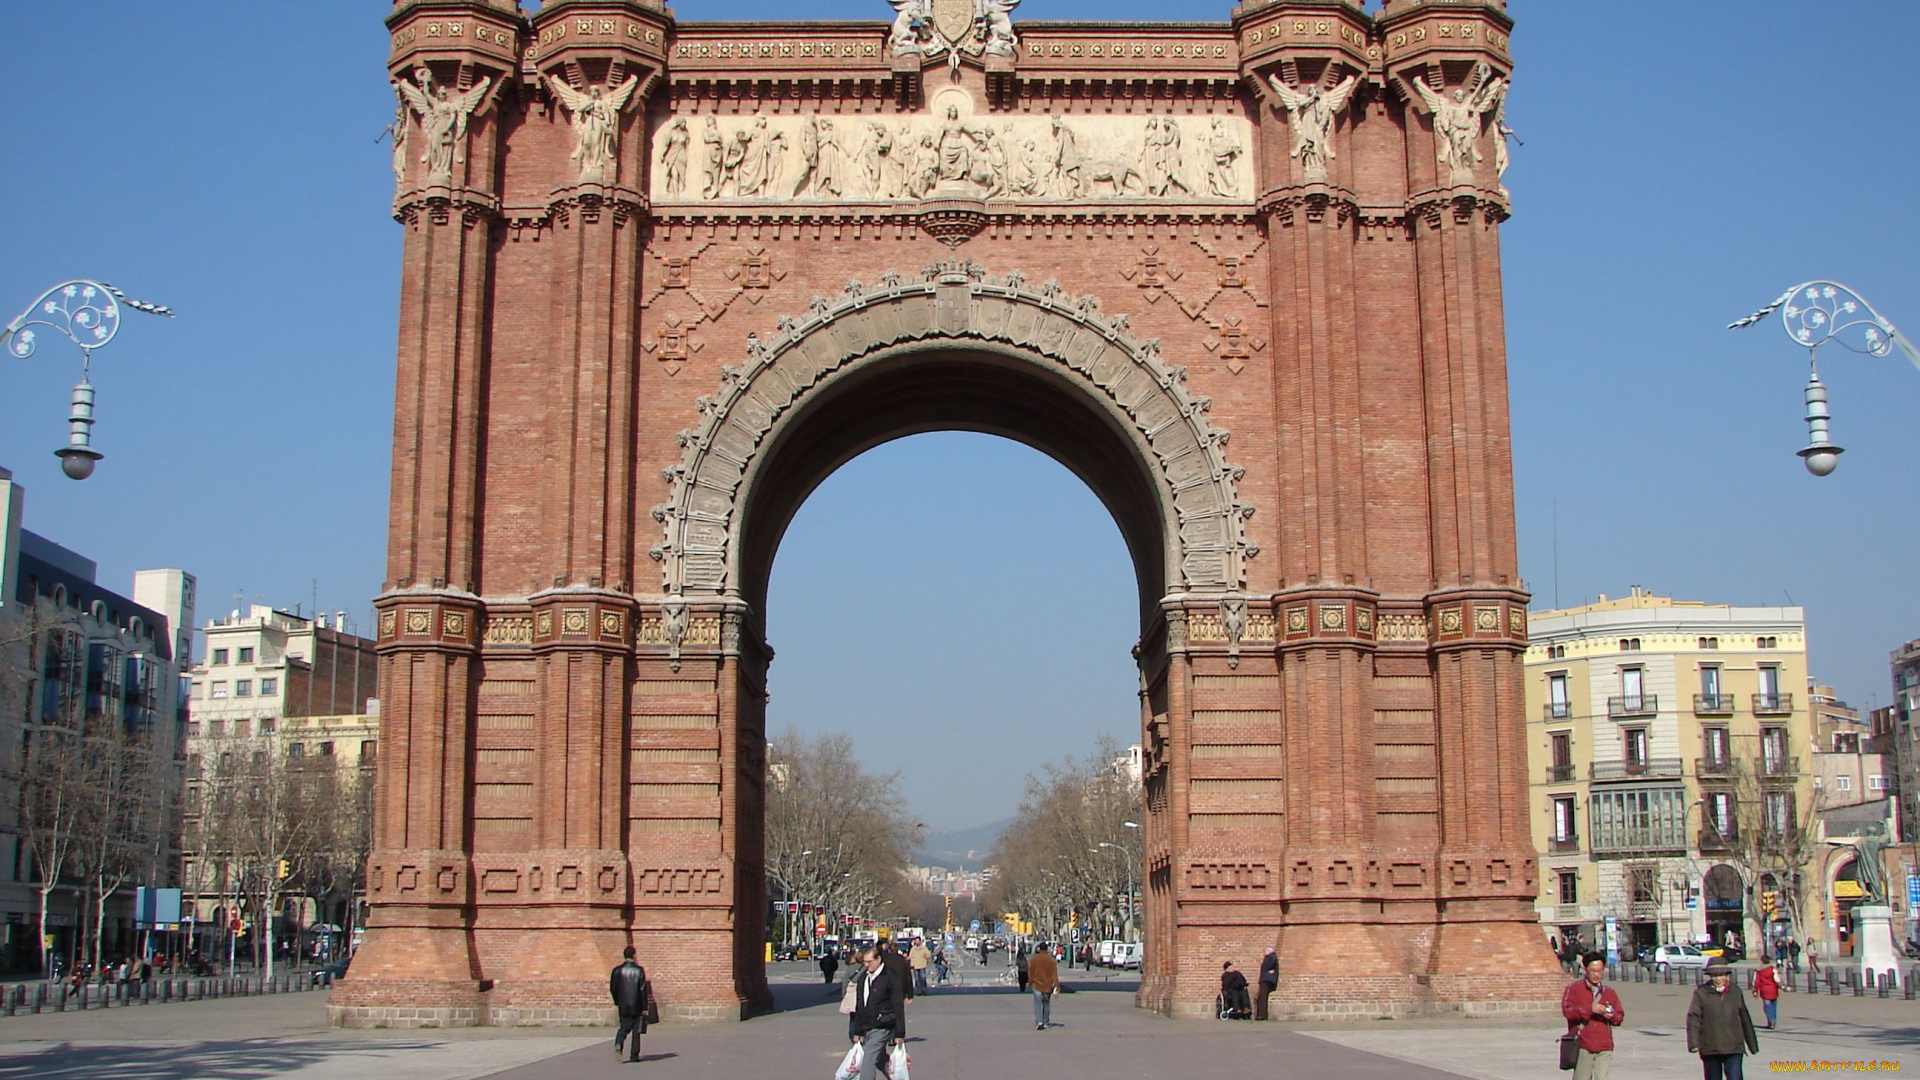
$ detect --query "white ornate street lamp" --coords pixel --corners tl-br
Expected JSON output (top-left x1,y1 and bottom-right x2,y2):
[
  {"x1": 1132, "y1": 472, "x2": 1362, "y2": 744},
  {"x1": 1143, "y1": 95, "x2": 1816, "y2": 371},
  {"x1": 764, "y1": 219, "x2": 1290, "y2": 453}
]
[
  {"x1": 3, "y1": 280, "x2": 172, "y2": 479},
  {"x1": 1731, "y1": 281, "x2": 1918, "y2": 476}
]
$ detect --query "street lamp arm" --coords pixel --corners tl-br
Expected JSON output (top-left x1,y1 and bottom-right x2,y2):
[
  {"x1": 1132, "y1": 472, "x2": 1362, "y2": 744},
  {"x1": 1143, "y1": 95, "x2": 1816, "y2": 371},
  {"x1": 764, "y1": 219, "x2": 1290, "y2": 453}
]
[
  {"x1": 1731, "y1": 279, "x2": 1920, "y2": 373},
  {"x1": 4, "y1": 280, "x2": 173, "y2": 361}
]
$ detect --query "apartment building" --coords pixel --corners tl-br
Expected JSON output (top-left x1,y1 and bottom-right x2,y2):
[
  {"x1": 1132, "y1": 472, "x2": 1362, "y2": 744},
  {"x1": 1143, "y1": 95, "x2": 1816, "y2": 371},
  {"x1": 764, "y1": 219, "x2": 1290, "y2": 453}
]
[
  {"x1": 0, "y1": 467, "x2": 196, "y2": 972},
  {"x1": 1526, "y1": 588, "x2": 1818, "y2": 959}
]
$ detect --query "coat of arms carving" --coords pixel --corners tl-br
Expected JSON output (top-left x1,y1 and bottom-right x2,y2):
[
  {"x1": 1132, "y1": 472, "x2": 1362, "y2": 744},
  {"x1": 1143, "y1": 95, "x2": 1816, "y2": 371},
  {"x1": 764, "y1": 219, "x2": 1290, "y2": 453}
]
[{"x1": 889, "y1": 0, "x2": 1018, "y2": 62}]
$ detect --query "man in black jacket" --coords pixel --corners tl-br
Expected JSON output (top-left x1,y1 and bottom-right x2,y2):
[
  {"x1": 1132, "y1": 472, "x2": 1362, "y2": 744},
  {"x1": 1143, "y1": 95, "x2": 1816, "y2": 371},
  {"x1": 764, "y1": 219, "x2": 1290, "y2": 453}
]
[
  {"x1": 850, "y1": 946, "x2": 905, "y2": 1080},
  {"x1": 609, "y1": 946, "x2": 649, "y2": 1062},
  {"x1": 1255, "y1": 947, "x2": 1279, "y2": 1020}
]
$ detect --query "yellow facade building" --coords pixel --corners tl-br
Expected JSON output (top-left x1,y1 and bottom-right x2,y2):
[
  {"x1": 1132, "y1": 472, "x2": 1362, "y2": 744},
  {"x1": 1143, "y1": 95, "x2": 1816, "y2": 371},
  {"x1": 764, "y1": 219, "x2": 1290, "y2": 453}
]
[{"x1": 1525, "y1": 589, "x2": 1818, "y2": 960}]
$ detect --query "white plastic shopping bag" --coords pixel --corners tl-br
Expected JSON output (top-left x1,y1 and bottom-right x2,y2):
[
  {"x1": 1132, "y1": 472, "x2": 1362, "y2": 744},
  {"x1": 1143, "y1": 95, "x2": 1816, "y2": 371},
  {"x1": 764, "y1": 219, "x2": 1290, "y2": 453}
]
[
  {"x1": 888, "y1": 1049, "x2": 911, "y2": 1080},
  {"x1": 834, "y1": 1044, "x2": 863, "y2": 1080}
]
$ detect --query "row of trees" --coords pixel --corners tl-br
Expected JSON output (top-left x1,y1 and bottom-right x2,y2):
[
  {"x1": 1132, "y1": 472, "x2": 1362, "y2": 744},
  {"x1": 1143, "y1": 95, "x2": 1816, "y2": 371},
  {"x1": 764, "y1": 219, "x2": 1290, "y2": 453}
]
[
  {"x1": 981, "y1": 735, "x2": 1143, "y2": 943},
  {"x1": 765, "y1": 728, "x2": 921, "y2": 939}
]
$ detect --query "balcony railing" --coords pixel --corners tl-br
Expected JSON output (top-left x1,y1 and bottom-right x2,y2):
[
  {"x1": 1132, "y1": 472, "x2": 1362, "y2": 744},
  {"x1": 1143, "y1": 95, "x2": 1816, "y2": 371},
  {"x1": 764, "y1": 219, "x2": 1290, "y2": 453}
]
[
  {"x1": 1698, "y1": 827, "x2": 1737, "y2": 852},
  {"x1": 1591, "y1": 757, "x2": 1683, "y2": 781},
  {"x1": 1545, "y1": 764, "x2": 1577, "y2": 783},
  {"x1": 1694, "y1": 693, "x2": 1735, "y2": 715},
  {"x1": 1543, "y1": 701, "x2": 1573, "y2": 720},
  {"x1": 1608, "y1": 694, "x2": 1658, "y2": 718},
  {"x1": 1753, "y1": 693, "x2": 1795, "y2": 715},
  {"x1": 1695, "y1": 756, "x2": 1737, "y2": 778},
  {"x1": 1548, "y1": 835, "x2": 1581, "y2": 854},
  {"x1": 1758, "y1": 755, "x2": 1800, "y2": 779}
]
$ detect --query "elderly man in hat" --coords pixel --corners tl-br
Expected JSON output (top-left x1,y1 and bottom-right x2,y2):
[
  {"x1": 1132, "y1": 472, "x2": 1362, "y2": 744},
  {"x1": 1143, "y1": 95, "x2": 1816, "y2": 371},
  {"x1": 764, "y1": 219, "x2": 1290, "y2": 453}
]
[{"x1": 1687, "y1": 959, "x2": 1759, "y2": 1080}]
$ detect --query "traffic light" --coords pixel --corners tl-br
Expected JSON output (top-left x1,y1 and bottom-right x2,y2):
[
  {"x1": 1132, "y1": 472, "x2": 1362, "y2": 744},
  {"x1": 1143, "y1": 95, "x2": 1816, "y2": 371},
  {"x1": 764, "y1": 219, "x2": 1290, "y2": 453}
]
[
  {"x1": 277, "y1": 859, "x2": 291, "y2": 880},
  {"x1": 1760, "y1": 891, "x2": 1778, "y2": 917}
]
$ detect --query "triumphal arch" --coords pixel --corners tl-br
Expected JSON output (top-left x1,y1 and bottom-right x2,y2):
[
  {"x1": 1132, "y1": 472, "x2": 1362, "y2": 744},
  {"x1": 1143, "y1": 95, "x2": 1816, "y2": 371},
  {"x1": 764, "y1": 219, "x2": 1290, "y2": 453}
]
[{"x1": 335, "y1": 0, "x2": 1559, "y2": 1026}]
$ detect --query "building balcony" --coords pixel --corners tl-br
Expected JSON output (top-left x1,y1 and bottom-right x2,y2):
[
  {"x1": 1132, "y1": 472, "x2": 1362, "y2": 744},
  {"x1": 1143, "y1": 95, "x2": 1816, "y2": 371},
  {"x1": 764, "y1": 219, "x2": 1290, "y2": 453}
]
[
  {"x1": 1543, "y1": 701, "x2": 1573, "y2": 721},
  {"x1": 1695, "y1": 756, "x2": 1737, "y2": 779},
  {"x1": 1548, "y1": 835, "x2": 1581, "y2": 854},
  {"x1": 1608, "y1": 694, "x2": 1658, "y2": 718},
  {"x1": 1753, "y1": 693, "x2": 1795, "y2": 716},
  {"x1": 1758, "y1": 755, "x2": 1800, "y2": 780},
  {"x1": 1698, "y1": 827, "x2": 1737, "y2": 852},
  {"x1": 1591, "y1": 757, "x2": 1683, "y2": 782},
  {"x1": 1694, "y1": 693, "x2": 1735, "y2": 715},
  {"x1": 1545, "y1": 764, "x2": 1577, "y2": 783}
]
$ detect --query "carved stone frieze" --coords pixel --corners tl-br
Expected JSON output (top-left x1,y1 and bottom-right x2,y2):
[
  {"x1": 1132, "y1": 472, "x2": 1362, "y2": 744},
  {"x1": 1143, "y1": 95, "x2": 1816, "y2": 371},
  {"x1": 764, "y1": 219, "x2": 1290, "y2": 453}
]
[
  {"x1": 655, "y1": 88, "x2": 1252, "y2": 206},
  {"x1": 650, "y1": 265, "x2": 1258, "y2": 598}
]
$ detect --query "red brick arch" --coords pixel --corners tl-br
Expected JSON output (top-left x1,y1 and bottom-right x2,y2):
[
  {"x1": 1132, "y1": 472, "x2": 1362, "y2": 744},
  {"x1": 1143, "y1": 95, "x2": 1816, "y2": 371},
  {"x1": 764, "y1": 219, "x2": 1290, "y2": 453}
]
[{"x1": 335, "y1": 0, "x2": 1562, "y2": 1029}]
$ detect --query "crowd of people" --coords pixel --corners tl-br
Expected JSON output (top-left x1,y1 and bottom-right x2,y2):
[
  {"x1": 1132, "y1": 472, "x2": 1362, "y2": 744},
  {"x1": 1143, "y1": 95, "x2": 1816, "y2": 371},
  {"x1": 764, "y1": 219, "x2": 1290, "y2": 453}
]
[{"x1": 1563, "y1": 950, "x2": 1784, "y2": 1080}]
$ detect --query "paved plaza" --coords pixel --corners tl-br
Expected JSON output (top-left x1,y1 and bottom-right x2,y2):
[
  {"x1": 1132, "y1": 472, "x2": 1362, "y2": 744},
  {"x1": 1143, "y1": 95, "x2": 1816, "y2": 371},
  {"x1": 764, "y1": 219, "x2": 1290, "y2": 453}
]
[{"x1": 2, "y1": 960, "x2": 1914, "y2": 1080}]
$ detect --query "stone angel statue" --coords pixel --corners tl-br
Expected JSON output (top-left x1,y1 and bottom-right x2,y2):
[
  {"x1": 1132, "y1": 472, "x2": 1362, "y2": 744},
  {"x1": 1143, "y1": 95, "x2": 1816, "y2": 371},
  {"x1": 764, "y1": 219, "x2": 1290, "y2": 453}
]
[
  {"x1": 547, "y1": 74, "x2": 643, "y2": 185},
  {"x1": 1267, "y1": 73, "x2": 1357, "y2": 180},
  {"x1": 395, "y1": 67, "x2": 493, "y2": 186},
  {"x1": 979, "y1": 0, "x2": 1019, "y2": 57},
  {"x1": 1412, "y1": 69, "x2": 1505, "y2": 180}
]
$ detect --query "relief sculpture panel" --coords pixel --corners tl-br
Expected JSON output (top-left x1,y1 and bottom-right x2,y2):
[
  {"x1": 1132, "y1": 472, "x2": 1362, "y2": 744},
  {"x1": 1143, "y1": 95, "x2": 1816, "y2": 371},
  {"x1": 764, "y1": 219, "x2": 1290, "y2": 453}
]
[{"x1": 653, "y1": 89, "x2": 1251, "y2": 204}]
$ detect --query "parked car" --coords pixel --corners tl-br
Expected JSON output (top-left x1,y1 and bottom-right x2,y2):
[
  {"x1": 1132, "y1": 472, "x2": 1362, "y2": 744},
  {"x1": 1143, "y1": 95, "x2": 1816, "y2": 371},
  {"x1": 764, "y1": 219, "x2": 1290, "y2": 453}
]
[
  {"x1": 1642, "y1": 944, "x2": 1710, "y2": 973},
  {"x1": 1113, "y1": 942, "x2": 1143, "y2": 969},
  {"x1": 1095, "y1": 940, "x2": 1122, "y2": 967}
]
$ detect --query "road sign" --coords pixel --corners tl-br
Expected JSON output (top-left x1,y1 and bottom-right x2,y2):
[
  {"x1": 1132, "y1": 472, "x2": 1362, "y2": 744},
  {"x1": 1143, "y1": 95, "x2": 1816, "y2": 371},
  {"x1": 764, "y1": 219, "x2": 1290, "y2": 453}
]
[
  {"x1": 1685, "y1": 897, "x2": 1698, "y2": 910},
  {"x1": 1905, "y1": 876, "x2": 1920, "y2": 908},
  {"x1": 970, "y1": 920, "x2": 980, "y2": 933}
]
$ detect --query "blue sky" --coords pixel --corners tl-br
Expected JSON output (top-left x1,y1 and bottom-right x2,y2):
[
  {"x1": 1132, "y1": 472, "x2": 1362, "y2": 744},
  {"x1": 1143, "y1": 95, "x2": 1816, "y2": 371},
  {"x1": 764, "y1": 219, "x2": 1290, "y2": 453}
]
[{"x1": 3, "y1": 2, "x2": 1916, "y2": 831}]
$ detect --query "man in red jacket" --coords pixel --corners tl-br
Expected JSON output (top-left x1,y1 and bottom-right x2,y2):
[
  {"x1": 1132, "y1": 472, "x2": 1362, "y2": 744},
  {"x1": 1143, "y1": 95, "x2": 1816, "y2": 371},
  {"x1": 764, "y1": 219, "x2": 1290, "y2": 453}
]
[{"x1": 1562, "y1": 952, "x2": 1626, "y2": 1080}]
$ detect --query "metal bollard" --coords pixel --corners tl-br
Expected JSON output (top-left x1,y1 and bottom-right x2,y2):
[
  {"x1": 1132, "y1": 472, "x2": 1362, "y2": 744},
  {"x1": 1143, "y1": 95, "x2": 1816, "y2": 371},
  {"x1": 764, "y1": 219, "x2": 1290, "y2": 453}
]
[
  {"x1": 1909, "y1": 970, "x2": 1919, "y2": 1000},
  {"x1": 35, "y1": 983, "x2": 46, "y2": 1015}
]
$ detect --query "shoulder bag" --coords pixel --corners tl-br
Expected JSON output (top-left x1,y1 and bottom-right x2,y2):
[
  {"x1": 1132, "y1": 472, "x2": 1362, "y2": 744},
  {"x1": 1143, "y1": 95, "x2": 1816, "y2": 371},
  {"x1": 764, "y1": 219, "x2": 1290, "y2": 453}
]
[{"x1": 1558, "y1": 1027, "x2": 1581, "y2": 1071}]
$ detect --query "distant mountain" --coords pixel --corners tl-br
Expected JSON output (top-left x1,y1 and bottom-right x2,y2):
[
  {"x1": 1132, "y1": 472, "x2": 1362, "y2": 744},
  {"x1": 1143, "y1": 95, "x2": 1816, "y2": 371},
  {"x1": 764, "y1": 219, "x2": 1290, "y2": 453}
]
[{"x1": 915, "y1": 817, "x2": 1014, "y2": 871}]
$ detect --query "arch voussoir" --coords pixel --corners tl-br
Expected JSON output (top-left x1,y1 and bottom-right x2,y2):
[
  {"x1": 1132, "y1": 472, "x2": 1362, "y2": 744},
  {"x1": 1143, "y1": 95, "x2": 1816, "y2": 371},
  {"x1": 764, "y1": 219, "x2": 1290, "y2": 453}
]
[{"x1": 650, "y1": 260, "x2": 1256, "y2": 601}]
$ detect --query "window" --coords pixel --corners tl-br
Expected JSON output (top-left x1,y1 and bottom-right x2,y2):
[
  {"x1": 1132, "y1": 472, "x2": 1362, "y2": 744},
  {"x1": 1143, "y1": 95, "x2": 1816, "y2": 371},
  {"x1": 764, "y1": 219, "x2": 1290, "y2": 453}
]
[
  {"x1": 209, "y1": 720, "x2": 225, "y2": 737},
  {"x1": 1588, "y1": 787, "x2": 1689, "y2": 853},
  {"x1": 210, "y1": 681, "x2": 228, "y2": 699},
  {"x1": 1552, "y1": 796, "x2": 1577, "y2": 843},
  {"x1": 288, "y1": 743, "x2": 305, "y2": 759},
  {"x1": 260, "y1": 717, "x2": 275, "y2": 734},
  {"x1": 1869, "y1": 775, "x2": 1888, "y2": 791},
  {"x1": 1548, "y1": 644, "x2": 1567, "y2": 660},
  {"x1": 320, "y1": 741, "x2": 335, "y2": 756},
  {"x1": 234, "y1": 719, "x2": 250, "y2": 738},
  {"x1": 1698, "y1": 637, "x2": 1719, "y2": 650},
  {"x1": 1761, "y1": 727, "x2": 1787, "y2": 773},
  {"x1": 1702, "y1": 727, "x2": 1729, "y2": 767},
  {"x1": 1624, "y1": 728, "x2": 1650, "y2": 768},
  {"x1": 1549, "y1": 731, "x2": 1573, "y2": 781},
  {"x1": 1757, "y1": 636, "x2": 1777, "y2": 649},
  {"x1": 1757, "y1": 665, "x2": 1781, "y2": 702},
  {"x1": 359, "y1": 740, "x2": 377, "y2": 763},
  {"x1": 259, "y1": 677, "x2": 278, "y2": 696},
  {"x1": 1558, "y1": 871, "x2": 1579, "y2": 905},
  {"x1": 187, "y1": 721, "x2": 202, "y2": 737},
  {"x1": 1763, "y1": 790, "x2": 1795, "y2": 835},
  {"x1": 212, "y1": 649, "x2": 229, "y2": 665},
  {"x1": 1834, "y1": 732, "x2": 1860, "y2": 754},
  {"x1": 1705, "y1": 791, "x2": 1734, "y2": 837},
  {"x1": 1618, "y1": 638, "x2": 1642, "y2": 651},
  {"x1": 1628, "y1": 865, "x2": 1656, "y2": 903},
  {"x1": 1834, "y1": 775, "x2": 1853, "y2": 792},
  {"x1": 238, "y1": 647, "x2": 254, "y2": 663},
  {"x1": 1548, "y1": 673, "x2": 1571, "y2": 718},
  {"x1": 234, "y1": 680, "x2": 252, "y2": 697},
  {"x1": 191, "y1": 682, "x2": 204, "y2": 700},
  {"x1": 1700, "y1": 666, "x2": 1721, "y2": 698},
  {"x1": 1620, "y1": 667, "x2": 1645, "y2": 710}
]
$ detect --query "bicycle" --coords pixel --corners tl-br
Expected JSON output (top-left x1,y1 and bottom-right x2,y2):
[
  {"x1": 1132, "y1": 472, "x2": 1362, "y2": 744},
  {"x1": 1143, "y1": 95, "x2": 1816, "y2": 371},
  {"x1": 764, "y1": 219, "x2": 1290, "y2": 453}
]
[{"x1": 934, "y1": 963, "x2": 965, "y2": 988}]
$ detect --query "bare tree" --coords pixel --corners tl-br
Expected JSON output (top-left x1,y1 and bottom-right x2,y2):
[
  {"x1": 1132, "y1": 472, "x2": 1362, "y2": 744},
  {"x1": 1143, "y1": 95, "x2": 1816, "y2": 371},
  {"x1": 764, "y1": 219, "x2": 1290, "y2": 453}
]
[
  {"x1": 982, "y1": 736, "x2": 1143, "y2": 943},
  {"x1": 68, "y1": 723, "x2": 173, "y2": 969},
  {"x1": 765, "y1": 729, "x2": 919, "y2": 937},
  {"x1": 15, "y1": 621, "x2": 89, "y2": 975}
]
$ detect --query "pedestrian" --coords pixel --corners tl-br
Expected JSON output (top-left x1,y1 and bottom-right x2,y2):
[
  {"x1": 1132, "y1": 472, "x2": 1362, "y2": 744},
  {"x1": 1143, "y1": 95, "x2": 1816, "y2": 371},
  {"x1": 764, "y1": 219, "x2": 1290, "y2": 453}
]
[
  {"x1": 881, "y1": 940, "x2": 914, "y2": 1003},
  {"x1": 1688, "y1": 959, "x2": 1759, "y2": 1080},
  {"x1": 1255, "y1": 947, "x2": 1278, "y2": 1021},
  {"x1": 609, "y1": 945, "x2": 650, "y2": 1063},
  {"x1": 849, "y1": 946, "x2": 905, "y2": 1080},
  {"x1": 1751, "y1": 959, "x2": 1784, "y2": 1030},
  {"x1": 1786, "y1": 938, "x2": 1801, "y2": 974},
  {"x1": 908, "y1": 937, "x2": 931, "y2": 996},
  {"x1": 1081, "y1": 941, "x2": 1092, "y2": 971},
  {"x1": 1027, "y1": 940, "x2": 1060, "y2": 1030},
  {"x1": 1561, "y1": 951, "x2": 1625, "y2": 1080},
  {"x1": 821, "y1": 947, "x2": 841, "y2": 988},
  {"x1": 1015, "y1": 943, "x2": 1030, "y2": 993}
]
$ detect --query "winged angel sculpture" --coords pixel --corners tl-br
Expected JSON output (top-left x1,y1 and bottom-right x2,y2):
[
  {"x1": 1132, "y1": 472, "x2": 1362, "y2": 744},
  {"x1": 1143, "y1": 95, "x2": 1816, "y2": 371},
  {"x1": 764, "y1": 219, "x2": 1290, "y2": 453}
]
[
  {"x1": 547, "y1": 74, "x2": 643, "y2": 185},
  {"x1": 396, "y1": 67, "x2": 493, "y2": 187},
  {"x1": 1266, "y1": 74, "x2": 1357, "y2": 180},
  {"x1": 1412, "y1": 70, "x2": 1505, "y2": 181}
]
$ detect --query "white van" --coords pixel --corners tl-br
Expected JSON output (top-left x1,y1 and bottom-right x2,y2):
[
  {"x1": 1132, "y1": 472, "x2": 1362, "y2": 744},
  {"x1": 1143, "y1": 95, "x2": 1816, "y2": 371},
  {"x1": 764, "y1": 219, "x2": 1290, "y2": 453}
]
[
  {"x1": 1113, "y1": 942, "x2": 1143, "y2": 969},
  {"x1": 1095, "y1": 940, "x2": 1122, "y2": 966}
]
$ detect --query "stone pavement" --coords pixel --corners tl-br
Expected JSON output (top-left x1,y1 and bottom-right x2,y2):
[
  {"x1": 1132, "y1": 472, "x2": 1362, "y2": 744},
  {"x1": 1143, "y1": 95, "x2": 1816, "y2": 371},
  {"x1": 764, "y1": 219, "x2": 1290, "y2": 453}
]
[{"x1": 2, "y1": 970, "x2": 1914, "y2": 1079}]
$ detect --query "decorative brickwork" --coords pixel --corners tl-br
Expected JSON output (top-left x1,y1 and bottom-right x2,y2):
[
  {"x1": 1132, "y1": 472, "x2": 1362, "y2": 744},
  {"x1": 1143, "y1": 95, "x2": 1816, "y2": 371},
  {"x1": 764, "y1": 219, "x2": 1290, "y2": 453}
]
[{"x1": 340, "y1": 0, "x2": 1558, "y2": 1029}]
